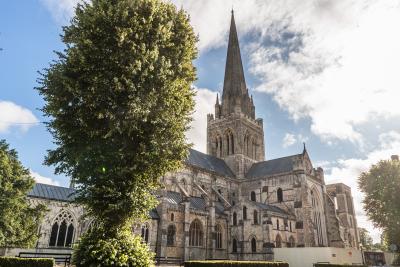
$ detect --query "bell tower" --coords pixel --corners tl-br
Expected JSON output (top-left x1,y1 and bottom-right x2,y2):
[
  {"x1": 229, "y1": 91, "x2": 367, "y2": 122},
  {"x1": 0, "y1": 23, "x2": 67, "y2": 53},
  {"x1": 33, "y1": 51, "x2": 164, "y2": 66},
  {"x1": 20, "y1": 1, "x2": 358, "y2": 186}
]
[{"x1": 207, "y1": 11, "x2": 265, "y2": 178}]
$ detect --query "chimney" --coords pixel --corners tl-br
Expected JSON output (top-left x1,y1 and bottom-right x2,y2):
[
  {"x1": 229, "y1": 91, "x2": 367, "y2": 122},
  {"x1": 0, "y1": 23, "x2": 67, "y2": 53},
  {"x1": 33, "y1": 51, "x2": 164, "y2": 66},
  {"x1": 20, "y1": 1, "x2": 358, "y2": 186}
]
[{"x1": 391, "y1": 155, "x2": 399, "y2": 161}]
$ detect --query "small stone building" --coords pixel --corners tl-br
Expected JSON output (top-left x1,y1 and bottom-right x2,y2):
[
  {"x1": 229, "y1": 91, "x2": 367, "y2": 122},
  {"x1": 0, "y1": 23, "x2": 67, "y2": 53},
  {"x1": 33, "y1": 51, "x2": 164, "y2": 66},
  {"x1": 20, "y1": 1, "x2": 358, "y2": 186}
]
[{"x1": 25, "y1": 11, "x2": 359, "y2": 262}]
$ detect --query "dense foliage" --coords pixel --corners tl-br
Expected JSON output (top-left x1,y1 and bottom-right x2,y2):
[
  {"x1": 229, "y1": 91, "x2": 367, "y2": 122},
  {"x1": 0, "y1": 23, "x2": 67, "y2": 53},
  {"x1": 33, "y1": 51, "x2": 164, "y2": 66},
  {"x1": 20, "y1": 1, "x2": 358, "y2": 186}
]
[
  {"x1": 358, "y1": 159, "x2": 400, "y2": 250},
  {"x1": 73, "y1": 226, "x2": 154, "y2": 267},
  {"x1": 0, "y1": 140, "x2": 46, "y2": 247},
  {"x1": 314, "y1": 265, "x2": 366, "y2": 267},
  {"x1": 37, "y1": 0, "x2": 197, "y2": 265},
  {"x1": 184, "y1": 261, "x2": 289, "y2": 267},
  {"x1": 359, "y1": 228, "x2": 373, "y2": 250},
  {"x1": 0, "y1": 257, "x2": 54, "y2": 267}
]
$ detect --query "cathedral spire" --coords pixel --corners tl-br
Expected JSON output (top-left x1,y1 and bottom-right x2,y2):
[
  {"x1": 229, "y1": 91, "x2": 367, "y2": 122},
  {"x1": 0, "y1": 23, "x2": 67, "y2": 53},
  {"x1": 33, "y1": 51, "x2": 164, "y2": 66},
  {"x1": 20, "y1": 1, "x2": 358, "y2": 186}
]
[{"x1": 221, "y1": 10, "x2": 253, "y2": 118}]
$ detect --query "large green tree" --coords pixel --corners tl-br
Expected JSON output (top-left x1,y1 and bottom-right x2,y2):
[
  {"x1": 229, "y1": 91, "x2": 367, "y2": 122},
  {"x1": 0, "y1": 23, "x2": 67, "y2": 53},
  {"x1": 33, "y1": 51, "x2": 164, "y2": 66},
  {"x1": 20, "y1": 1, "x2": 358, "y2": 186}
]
[
  {"x1": 0, "y1": 140, "x2": 46, "y2": 248},
  {"x1": 358, "y1": 158, "x2": 400, "y2": 250},
  {"x1": 37, "y1": 0, "x2": 197, "y2": 265}
]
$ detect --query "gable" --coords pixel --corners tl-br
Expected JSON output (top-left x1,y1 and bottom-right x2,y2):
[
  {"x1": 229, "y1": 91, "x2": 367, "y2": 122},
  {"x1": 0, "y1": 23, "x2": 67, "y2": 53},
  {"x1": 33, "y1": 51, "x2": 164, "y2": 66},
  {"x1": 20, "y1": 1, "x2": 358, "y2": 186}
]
[
  {"x1": 245, "y1": 154, "x2": 302, "y2": 179},
  {"x1": 185, "y1": 148, "x2": 235, "y2": 178}
]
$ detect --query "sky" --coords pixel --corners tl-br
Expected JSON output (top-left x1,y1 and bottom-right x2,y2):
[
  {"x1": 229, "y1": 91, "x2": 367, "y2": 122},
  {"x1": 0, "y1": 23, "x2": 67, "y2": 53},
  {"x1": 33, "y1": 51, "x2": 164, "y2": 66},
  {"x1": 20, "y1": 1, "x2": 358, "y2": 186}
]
[{"x1": 1, "y1": 0, "x2": 400, "y2": 243}]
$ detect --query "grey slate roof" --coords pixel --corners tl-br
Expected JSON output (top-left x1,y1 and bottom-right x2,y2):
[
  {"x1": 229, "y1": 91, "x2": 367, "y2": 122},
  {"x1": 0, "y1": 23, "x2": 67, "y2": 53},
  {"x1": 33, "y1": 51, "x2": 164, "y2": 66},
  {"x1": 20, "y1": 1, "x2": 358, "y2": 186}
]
[
  {"x1": 28, "y1": 183, "x2": 76, "y2": 202},
  {"x1": 185, "y1": 149, "x2": 235, "y2": 178},
  {"x1": 28, "y1": 183, "x2": 160, "y2": 219},
  {"x1": 245, "y1": 154, "x2": 302, "y2": 179},
  {"x1": 254, "y1": 202, "x2": 289, "y2": 215},
  {"x1": 164, "y1": 191, "x2": 226, "y2": 215}
]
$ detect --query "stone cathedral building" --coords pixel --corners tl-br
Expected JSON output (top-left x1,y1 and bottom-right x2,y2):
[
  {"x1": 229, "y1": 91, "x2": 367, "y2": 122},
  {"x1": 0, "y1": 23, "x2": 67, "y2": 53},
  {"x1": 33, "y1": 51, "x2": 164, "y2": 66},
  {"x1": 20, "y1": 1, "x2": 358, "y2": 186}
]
[{"x1": 26, "y1": 12, "x2": 359, "y2": 262}]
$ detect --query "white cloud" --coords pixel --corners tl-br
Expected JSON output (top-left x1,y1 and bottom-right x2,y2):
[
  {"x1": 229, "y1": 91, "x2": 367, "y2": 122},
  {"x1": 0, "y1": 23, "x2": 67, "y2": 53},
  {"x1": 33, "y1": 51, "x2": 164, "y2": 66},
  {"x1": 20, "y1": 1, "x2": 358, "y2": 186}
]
[
  {"x1": 186, "y1": 88, "x2": 217, "y2": 153},
  {"x1": 0, "y1": 101, "x2": 38, "y2": 133},
  {"x1": 282, "y1": 133, "x2": 308, "y2": 148},
  {"x1": 325, "y1": 130, "x2": 400, "y2": 242},
  {"x1": 30, "y1": 170, "x2": 60, "y2": 186},
  {"x1": 39, "y1": 0, "x2": 81, "y2": 24},
  {"x1": 170, "y1": 0, "x2": 400, "y2": 146},
  {"x1": 282, "y1": 133, "x2": 296, "y2": 148}
]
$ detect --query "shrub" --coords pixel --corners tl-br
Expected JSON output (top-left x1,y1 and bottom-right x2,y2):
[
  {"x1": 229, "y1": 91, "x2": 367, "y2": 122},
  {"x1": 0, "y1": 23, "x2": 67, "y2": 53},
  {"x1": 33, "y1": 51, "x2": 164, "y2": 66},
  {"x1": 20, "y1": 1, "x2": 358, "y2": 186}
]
[
  {"x1": 314, "y1": 264, "x2": 367, "y2": 267},
  {"x1": 184, "y1": 261, "x2": 289, "y2": 267},
  {"x1": 73, "y1": 227, "x2": 154, "y2": 267},
  {"x1": 0, "y1": 257, "x2": 54, "y2": 267}
]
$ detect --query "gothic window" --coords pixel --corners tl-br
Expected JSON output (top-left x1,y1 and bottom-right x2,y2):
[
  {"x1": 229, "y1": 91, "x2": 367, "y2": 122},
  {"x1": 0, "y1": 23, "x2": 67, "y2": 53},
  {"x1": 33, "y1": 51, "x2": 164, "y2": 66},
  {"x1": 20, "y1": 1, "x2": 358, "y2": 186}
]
[
  {"x1": 215, "y1": 224, "x2": 222, "y2": 249},
  {"x1": 250, "y1": 191, "x2": 256, "y2": 201},
  {"x1": 219, "y1": 137, "x2": 223, "y2": 157},
  {"x1": 225, "y1": 130, "x2": 234, "y2": 155},
  {"x1": 181, "y1": 179, "x2": 187, "y2": 191},
  {"x1": 233, "y1": 212, "x2": 237, "y2": 226},
  {"x1": 276, "y1": 234, "x2": 282, "y2": 248},
  {"x1": 171, "y1": 213, "x2": 174, "y2": 221},
  {"x1": 167, "y1": 224, "x2": 176, "y2": 246},
  {"x1": 49, "y1": 210, "x2": 75, "y2": 247},
  {"x1": 277, "y1": 188, "x2": 283, "y2": 202},
  {"x1": 226, "y1": 133, "x2": 230, "y2": 155},
  {"x1": 288, "y1": 236, "x2": 295, "y2": 248},
  {"x1": 251, "y1": 238, "x2": 257, "y2": 253},
  {"x1": 252, "y1": 140, "x2": 257, "y2": 159},
  {"x1": 230, "y1": 132, "x2": 234, "y2": 154},
  {"x1": 141, "y1": 224, "x2": 150, "y2": 243},
  {"x1": 189, "y1": 219, "x2": 203, "y2": 247},
  {"x1": 218, "y1": 189, "x2": 222, "y2": 202},
  {"x1": 243, "y1": 206, "x2": 247, "y2": 220},
  {"x1": 244, "y1": 134, "x2": 249, "y2": 156},
  {"x1": 232, "y1": 238, "x2": 238, "y2": 253},
  {"x1": 289, "y1": 221, "x2": 292, "y2": 232},
  {"x1": 253, "y1": 210, "x2": 258, "y2": 224},
  {"x1": 277, "y1": 219, "x2": 279, "y2": 230},
  {"x1": 215, "y1": 135, "x2": 222, "y2": 157}
]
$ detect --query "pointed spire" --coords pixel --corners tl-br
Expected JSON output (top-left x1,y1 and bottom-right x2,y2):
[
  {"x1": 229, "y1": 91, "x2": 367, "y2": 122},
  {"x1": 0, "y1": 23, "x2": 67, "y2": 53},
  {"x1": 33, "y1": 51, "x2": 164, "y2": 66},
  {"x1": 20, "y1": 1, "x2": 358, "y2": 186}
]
[
  {"x1": 221, "y1": 10, "x2": 249, "y2": 117},
  {"x1": 303, "y1": 142, "x2": 307, "y2": 154},
  {"x1": 216, "y1": 93, "x2": 219, "y2": 104}
]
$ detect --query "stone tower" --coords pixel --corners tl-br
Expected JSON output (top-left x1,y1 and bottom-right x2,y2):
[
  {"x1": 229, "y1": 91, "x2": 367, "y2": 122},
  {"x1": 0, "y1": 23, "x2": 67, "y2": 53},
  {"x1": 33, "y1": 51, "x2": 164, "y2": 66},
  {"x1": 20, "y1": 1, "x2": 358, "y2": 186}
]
[{"x1": 207, "y1": 11, "x2": 265, "y2": 178}]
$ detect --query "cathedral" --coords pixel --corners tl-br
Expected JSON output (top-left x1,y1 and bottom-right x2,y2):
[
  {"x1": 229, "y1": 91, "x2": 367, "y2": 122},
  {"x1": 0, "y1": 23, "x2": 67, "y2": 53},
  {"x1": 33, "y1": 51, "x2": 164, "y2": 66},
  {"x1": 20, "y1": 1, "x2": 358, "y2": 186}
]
[{"x1": 25, "y1": 11, "x2": 359, "y2": 262}]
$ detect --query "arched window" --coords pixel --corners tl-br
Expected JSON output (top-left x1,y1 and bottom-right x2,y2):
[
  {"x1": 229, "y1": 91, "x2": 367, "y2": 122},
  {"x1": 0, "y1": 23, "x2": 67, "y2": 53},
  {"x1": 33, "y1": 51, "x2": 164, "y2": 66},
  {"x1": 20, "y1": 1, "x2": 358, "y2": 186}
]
[
  {"x1": 219, "y1": 137, "x2": 223, "y2": 157},
  {"x1": 233, "y1": 212, "x2": 237, "y2": 226},
  {"x1": 141, "y1": 224, "x2": 150, "y2": 243},
  {"x1": 244, "y1": 134, "x2": 249, "y2": 156},
  {"x1": 171, "y1": 213, "x2": 174, "y2": 221},
  {"x1": 226, "y1": 133, "x2": 230, "y2": 155},
  {"x1": 289, "y1": 221, "x2": 292, "y2": 232},
  {"x1": 167, "y1": 224, "x2": 176, "y2": 246},
  {"x1": 216, "y1": 224, "x2": 222, "y2": 249},
  {"x1": 250, "y1": 191, "x2": 256, "y2": 201},
  {"x1": 217, "y1": 189, "x2": 222, "y2": 202},
  {"x1": 225, "y1": 130, "x2": 234, "y2": 155},
  {"x1": 230, "y1": 133, "x2": 234, "y2": 154},
  {"x1": 251, "y1": 238, "x2": 257, "y2": 253},
  {"x1": 189, "y1": 219, "x2": 203, "y2": 247},
  {"x1": 276, "y1": 234, "x2": 282, "y2": 248},
  {"x1": 277, "y1": 219, "x2": 279, "y2": 230},
  {"x1": 277, "y1": 188, "x2": 283, "y2": 202},
  {"x1": 49, "y1": 210, "x2": 75, "y2": 247},
  {"x1": 232, "y1": 238, "x2": 237, "y2": 253},
  {"x1": 288, "y1": 236, "x2": 295, "y2": 248},
  {"x1": 243, "y1": 206, "x2": 247, "y2": 220},
  {"x1": 181, "y1": 179, "x2": 187, "y2": 191},
  {"x1": 253, "y1": 210, "x2": 258, "y2": 224},
  {"x1": 252, "y1": 140, "x2": 257, "y2": 159}
]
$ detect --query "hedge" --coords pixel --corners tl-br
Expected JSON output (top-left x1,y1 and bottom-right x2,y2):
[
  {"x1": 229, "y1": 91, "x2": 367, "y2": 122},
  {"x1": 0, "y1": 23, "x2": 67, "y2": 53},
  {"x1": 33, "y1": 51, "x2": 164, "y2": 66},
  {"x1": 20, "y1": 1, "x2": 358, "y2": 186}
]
[
  {"x1": 184, "y1": 261, "x2": 289, "y2": 267},
  {"x1": 0, "y1": 257, "x2": 54, "y2": 267},
  {"x1": 314, "y1": 264, "x2": 367, "y2": 267}
]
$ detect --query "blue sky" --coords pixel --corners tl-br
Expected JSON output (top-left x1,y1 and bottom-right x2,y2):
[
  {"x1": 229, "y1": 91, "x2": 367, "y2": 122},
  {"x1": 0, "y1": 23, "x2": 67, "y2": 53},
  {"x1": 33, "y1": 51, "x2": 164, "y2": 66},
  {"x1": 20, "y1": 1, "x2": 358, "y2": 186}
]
[{"x1": 2, "y1": 0, "x2": 400, "y2": 242}]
